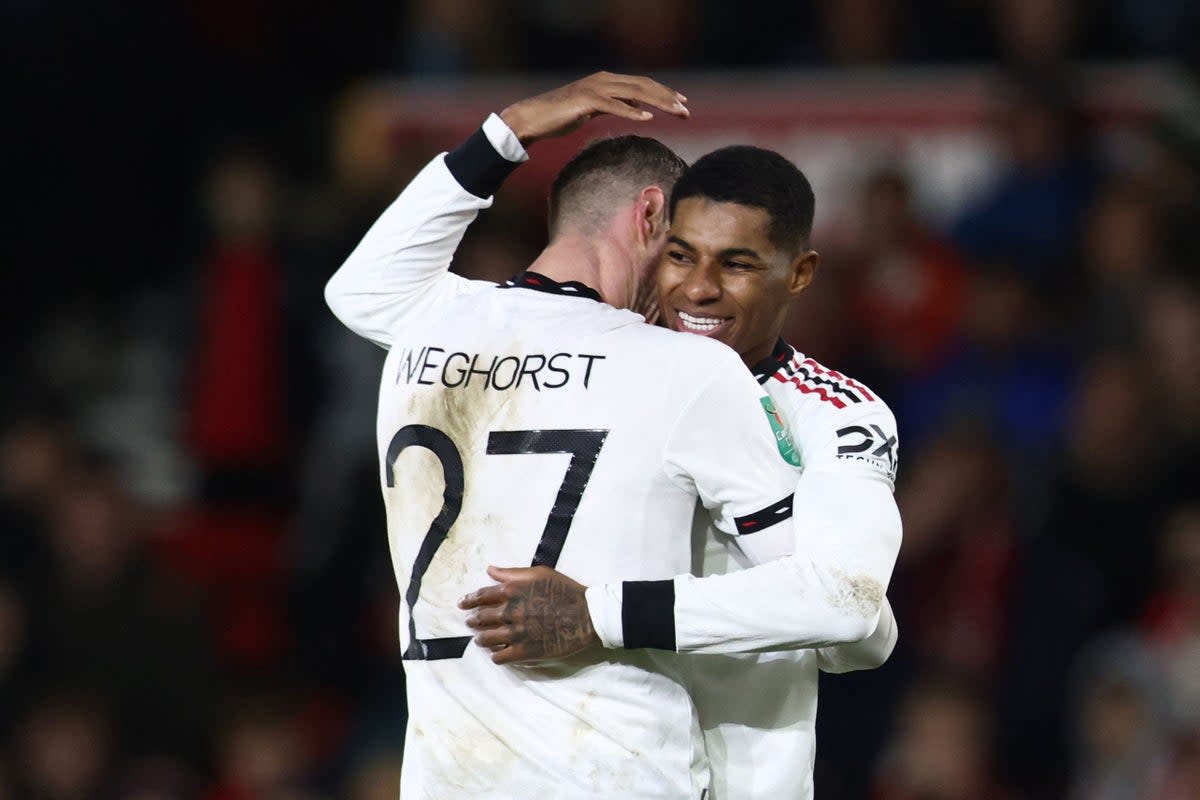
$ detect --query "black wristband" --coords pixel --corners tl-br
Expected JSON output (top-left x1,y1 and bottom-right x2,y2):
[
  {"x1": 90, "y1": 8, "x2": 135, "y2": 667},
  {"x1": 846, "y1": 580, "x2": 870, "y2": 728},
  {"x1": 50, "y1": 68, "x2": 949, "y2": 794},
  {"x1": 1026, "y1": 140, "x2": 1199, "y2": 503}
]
[
  {"x1": 444, "y1": 126, "x2": 521, "y2": 199},
  {"x1": 622, "y1": 579, "x2": 677, "y2": 651}
]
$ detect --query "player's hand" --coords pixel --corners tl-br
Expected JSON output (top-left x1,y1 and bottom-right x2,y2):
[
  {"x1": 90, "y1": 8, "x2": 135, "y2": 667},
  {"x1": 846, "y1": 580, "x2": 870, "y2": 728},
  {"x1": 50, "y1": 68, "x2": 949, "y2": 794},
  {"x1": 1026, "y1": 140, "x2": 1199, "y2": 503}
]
[
  {"x1": 500, "y1": 71, "x2": 689, "y2": 148},
  {"x1": 459, "y1": 565, "x2": 600, "y2": 664}
]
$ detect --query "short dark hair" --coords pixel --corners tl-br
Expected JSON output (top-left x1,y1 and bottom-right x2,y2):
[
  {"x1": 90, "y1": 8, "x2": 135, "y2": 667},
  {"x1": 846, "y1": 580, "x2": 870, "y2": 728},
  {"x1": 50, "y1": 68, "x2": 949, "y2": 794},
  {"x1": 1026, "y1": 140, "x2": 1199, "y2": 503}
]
[
  {"x1": 669, "y1": 146, "x2": 815, "y2": 252},
  {"x1": 548, "y1": 135, "x2": 687, "y2": 238}
]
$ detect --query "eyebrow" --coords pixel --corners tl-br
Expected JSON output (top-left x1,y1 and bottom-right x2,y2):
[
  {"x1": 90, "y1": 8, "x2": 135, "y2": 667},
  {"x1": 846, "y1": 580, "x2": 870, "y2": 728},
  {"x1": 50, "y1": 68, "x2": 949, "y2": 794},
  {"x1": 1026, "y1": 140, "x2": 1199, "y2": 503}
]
[
  {"x1": 667, "y1": 236, "x2": 764, "y2": 262},
  {"x1": 719, "y1": 247, "x2": 763, "y2": 261}
]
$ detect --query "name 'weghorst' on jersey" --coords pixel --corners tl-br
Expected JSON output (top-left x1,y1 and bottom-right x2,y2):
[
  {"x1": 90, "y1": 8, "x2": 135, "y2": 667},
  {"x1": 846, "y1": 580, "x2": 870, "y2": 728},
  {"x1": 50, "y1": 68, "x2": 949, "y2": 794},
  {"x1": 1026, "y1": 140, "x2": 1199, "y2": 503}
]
[
  {"x1": 392, "y1": 344, "x2": 606, "y2": 391},
  {"x1": 328, "y1": 129, "x2": 804, "y2": 797}
]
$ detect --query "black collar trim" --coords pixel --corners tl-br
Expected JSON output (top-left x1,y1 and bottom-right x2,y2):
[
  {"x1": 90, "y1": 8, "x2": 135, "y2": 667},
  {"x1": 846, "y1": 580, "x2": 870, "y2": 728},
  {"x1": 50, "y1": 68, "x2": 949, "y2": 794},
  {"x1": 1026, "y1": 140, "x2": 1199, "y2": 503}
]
[
  {"x1": 750, "y1": 339, "x2": 796, "y2": 385},
  {"x1": 498, "y1": 271, "x2": 603, "y2": 303}
]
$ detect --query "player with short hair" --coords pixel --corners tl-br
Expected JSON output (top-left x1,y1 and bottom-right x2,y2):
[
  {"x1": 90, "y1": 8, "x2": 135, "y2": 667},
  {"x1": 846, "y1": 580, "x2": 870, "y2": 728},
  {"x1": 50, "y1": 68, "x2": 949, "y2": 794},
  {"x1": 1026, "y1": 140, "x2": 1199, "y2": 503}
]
[
  {"x1": 326, "y1": 73, "x2": 901, "y2": 799},
  {"x1": 658, "y1": 145, "x2": 900, "y2": 798},
  {"x1": 445, "y1": 118, "x2": 901, "y2": 797}
]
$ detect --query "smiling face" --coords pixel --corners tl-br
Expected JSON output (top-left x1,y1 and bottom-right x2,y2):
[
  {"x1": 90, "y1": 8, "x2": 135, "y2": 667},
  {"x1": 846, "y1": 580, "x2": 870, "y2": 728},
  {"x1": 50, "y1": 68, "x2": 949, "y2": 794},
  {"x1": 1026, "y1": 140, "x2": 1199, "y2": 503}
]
[{"x1": 657, "y1": 197, "x2": 817, "y2": 366}]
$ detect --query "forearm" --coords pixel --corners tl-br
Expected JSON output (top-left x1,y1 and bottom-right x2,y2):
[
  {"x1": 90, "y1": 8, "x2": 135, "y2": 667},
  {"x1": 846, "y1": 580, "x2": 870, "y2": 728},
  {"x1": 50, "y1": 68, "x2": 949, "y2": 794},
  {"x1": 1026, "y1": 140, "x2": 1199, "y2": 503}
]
[
  {"x1": 324, "y1": 114, "x2": 527, "y2": 347},
  {"x1": 586, "y1": 471, "x2": 902, "y2": 655},
  {"x1": 816, "y1": 595, "x2": 898, "y2": 673}
]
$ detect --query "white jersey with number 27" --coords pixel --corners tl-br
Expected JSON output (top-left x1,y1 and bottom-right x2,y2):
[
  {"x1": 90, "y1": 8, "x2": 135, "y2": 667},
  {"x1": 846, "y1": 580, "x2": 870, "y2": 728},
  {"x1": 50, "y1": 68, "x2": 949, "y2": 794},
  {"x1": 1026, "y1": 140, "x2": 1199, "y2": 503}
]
[{"x1": 330, "y1": 155, "x2": 802, "y2": 796}]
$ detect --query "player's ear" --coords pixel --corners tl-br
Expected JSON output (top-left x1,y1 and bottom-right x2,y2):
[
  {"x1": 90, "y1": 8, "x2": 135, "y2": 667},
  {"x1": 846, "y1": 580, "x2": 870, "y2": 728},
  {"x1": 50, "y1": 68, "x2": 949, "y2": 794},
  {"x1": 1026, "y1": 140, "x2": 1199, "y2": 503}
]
[
  {"x1": 787, "y1": 249, "x2": 819, "y2": 297},
  {"x1": 635, "y1": 186, "x2": 667, "y2": 245}
]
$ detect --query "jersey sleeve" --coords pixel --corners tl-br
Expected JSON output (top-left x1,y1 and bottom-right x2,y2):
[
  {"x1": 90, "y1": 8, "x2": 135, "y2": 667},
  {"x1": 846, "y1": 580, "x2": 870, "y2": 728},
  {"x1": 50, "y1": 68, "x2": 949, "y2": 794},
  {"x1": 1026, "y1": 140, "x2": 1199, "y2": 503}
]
[
  {"x1": 660, "y1": 347, "x2": 803, "y2": 540},
  {"x1": 587, "y1": 347, "x2": 799, "y2": 652},
  {"x1": 696, "y1": 403, "x2": 902, "y2": 668},
  {"x1": 585, "y1": 376, "x2": 903, "y2": 654},
  {"x1": 791, "y1": 391, "x2": 900, "y2": 486},
  {"x1": 816, "y1": 595, "x2": 898, "y2": 673},
  {"x1": 793, "y1": 397, "x2": 901, "y2": 668},
  {"x1": 324, "y1": 114, "x2": 528, "y2": 348}
]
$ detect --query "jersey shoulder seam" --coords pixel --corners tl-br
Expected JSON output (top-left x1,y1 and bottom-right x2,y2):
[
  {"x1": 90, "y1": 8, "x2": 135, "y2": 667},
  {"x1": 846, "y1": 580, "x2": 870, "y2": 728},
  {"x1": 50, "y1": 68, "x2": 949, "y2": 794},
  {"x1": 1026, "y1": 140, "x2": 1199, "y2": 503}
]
[{"x1": 767, "y1": 352, "x2": 886, "y2": 412}]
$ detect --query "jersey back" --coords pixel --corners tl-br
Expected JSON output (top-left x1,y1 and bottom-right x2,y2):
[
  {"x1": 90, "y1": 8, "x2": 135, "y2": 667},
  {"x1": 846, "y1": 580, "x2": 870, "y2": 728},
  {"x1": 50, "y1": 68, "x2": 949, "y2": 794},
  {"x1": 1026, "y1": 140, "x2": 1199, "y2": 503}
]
[{"x1": 376, "y1": 283, "x2": 797, "y2": 799}]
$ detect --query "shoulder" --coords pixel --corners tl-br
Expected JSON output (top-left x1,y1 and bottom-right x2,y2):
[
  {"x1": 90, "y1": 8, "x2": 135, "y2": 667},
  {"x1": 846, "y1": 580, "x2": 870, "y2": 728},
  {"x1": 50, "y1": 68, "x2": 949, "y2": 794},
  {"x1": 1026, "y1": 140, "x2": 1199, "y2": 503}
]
[
  {"x1": 615, "y1": 322, "x2": 747, "y2": 374},
  {"x1": 765, "y1": 349, "x2": 888, "y2": 413},
  {"x1": 764, "y1": 349, "x2": 899, "y2": 481}
]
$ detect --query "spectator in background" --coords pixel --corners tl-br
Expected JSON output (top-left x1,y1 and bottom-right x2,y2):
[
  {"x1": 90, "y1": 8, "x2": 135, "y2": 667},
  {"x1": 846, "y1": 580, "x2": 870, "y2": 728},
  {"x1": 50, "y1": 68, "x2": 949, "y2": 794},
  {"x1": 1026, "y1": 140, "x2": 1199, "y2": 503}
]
[
  {"x1": 1160, "y1": 742, "x2": 1200, "y2": 800},
  {"x1": 186, "y1": 147, "x2": 289, "y2": 507},
  {"x1": 816, "y1": 422, "x2": 1016, "y2": 800},
  {"x1": 873, "y1": 674, "x2": 1010, "y2": 800},
  {"x1": 604, "y1": 0, "x2": 694, "y2": 69},
  {"x1": 841, "y1": 168, "x2": 967, "y2": 388},
  {"x1": 819, "y1": 0, "x2": 902, "y2": 65},
  {"x1": 14, "y1": 690, "x2": 115, "y2": 800},
  {"x1": 780, "y1": 253, "x2": 857, "y2": 369},
  {"x1": 401, "y1": 0, "x2": 517, "y2": 74},
  {"x1": 892, "y1": 427, "x2": 1016, "y2": 678},
  {"x1": 1067, "y1": 635, "x2": 1171, "y2": 800},
  {"x1": 283, "y1": 91, "x2": 419, "y2": 689},
  {"x1": 894, "y1": 260, "x2": 1072, "y2": 466},
  {"x1": 32, "y1": 456, "x2": 217, "y2": 764},
  {"x1": 1043, "y1": 352, "x2": 1174, "y2": 622},
  {"x1": 1141, "y1": 283, "x2": 1200, "y2": 499},
  {"x1": 1147, "y1": 508, "x2": 1200, "y2": 799},
  {"x1": 452, "y1": 211, "x2": 543, "y2": 285},
  {"x1": 1076, "y1": 176, "x2": 1163, "y2": 350},
  {"x1": 998, "y1": 351, "x2": 1171, "y2": 795},
  {"x1": 1146, "y1": 122, "x2": 1200, "y2": 263},
  {"x1": 0, "y1": 417, "x2": 70, "y2": 586},
  {"x1": 0, "y1": 581, "x2": 31, "y2": 746},
  {"x1": 1141, "y1": 506, "x2": 1200, "y2": 735},
  {"x1": 117, "y1": 759, "x2": 202, "y2": 800},
  {"x1": 951, "y1": 70, "x2": 1095, "y2": 272},
  {"x1": 205, "y1": 693, "x2": 318, "y2": 800},
  {"x1": 991, "y1": 0, "x2": 1077, "y2": 65}
]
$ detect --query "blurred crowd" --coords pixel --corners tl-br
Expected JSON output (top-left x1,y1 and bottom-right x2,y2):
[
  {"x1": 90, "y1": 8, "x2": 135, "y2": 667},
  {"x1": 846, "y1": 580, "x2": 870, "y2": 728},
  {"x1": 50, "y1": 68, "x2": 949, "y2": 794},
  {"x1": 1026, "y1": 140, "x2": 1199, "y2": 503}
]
[{"x1": 4, "y1": 1, "x2": 1200, "y2": 799}]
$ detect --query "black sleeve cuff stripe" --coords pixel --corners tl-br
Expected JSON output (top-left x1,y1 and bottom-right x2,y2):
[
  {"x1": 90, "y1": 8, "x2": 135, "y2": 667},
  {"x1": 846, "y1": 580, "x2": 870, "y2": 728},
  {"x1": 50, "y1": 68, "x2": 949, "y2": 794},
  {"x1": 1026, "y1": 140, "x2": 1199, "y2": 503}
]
[
  {"x1": 621, "y1": 579, "x2": 676, "y2": 651},
  {"x1": 444, "y1": 127, "x2": 521, "y2": 199},
  {"x1": 734, "y1": 493, "x2": 794, "y2": 534}
]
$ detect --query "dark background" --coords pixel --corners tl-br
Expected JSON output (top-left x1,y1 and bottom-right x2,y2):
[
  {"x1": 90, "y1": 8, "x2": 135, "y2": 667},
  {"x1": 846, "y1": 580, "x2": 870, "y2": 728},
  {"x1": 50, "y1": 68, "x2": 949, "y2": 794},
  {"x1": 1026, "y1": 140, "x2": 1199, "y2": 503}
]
[{"x1": 2, "y1": 1, "x2": 1199, "y2": 798}]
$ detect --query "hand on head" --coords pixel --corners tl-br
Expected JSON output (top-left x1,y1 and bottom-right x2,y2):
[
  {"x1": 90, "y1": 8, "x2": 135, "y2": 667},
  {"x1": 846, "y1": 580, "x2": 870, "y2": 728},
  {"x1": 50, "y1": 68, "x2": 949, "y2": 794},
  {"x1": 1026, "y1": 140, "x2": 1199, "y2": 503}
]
[{"x1": 500, "y1": 72, "x2": 689, "y2": 148}]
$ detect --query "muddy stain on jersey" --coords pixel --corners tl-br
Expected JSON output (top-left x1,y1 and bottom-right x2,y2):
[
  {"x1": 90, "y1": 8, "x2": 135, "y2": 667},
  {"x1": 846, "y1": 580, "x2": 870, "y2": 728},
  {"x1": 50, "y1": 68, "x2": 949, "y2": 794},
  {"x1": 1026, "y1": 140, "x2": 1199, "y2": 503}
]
[
  {"x1": 417, "y1": 666, "x2": 520, "y2": 795},
  {"x1": 386, "y1": 359, "x2": 521, "y2": 633},
  {"x1": 826, "y1": 568, "x2": 884, "y2": 620}
]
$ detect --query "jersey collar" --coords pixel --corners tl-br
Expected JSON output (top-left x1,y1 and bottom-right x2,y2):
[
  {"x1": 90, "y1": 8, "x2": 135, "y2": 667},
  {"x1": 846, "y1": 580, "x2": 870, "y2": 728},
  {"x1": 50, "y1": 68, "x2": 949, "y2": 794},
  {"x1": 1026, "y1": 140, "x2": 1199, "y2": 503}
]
[
  {"x1": 498, "y1": 271, "x2": 603, "y2": 303},
  {"x1": 749, "y1": 338, "x2": 796, "y2": 385}
]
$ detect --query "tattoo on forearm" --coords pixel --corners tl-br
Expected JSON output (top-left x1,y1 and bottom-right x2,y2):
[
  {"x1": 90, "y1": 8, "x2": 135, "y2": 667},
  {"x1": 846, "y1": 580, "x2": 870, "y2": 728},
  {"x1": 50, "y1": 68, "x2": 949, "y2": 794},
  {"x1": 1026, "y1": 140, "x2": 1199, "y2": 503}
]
[{"x1": 505, "y1": 577, "x2": 596, "y2": 659}]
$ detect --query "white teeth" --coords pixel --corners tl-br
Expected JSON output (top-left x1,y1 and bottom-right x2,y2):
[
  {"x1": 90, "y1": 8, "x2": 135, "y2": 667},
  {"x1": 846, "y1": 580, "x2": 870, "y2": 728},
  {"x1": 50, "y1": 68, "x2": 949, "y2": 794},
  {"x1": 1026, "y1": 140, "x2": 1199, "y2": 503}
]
[{"x1": 677, "y1": 311, "x2": 727, "y2": 332}]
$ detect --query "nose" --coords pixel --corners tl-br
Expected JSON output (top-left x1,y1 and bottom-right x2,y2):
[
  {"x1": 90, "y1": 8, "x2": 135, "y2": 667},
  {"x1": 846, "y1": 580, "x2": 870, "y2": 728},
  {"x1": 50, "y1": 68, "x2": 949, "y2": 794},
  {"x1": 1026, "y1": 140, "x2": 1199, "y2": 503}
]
[{"x1": 682, "y1": 261, "x2": 721, "y2": 304}]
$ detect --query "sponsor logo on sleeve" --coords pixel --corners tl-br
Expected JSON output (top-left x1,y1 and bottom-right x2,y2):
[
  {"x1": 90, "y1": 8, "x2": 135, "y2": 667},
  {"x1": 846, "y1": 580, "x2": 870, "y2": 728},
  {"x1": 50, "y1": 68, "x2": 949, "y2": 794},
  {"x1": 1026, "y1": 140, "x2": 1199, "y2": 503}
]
[
  {"x1": 836, "y1": 424, "x2": 898, "y2": 479},
  {"x1": 760, "y1": 396, "x2": 802, "y2": 467}
]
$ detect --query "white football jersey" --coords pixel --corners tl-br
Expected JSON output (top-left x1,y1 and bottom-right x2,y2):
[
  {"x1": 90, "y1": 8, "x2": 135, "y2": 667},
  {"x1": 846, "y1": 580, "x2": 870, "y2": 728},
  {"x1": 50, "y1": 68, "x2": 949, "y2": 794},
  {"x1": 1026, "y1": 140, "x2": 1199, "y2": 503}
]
[
  {"x1": 328, "y1": 141, "x2": 803, "y2": 797},
  {"x1": 680, "y1": 341, "x2": 901, "y2": 800}
]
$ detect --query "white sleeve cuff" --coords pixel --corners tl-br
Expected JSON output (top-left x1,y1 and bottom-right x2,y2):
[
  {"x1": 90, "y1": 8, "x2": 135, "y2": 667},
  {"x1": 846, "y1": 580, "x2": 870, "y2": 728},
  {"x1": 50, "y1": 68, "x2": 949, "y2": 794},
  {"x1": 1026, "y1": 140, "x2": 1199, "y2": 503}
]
[
  {"x1": 482, "y1": 113, "x2": 529, "y2": 164},
  {"x1": 584, "y1": 583, "x2": 624, "y2": 649}
]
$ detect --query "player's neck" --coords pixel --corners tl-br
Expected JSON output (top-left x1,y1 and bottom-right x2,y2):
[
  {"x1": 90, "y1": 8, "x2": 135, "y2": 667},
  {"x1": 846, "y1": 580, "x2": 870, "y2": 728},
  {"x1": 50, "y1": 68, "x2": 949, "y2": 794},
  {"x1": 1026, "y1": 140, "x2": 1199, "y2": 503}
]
[{"x1": 529, "y1": 233, "x2": 635, "y2": 310}]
